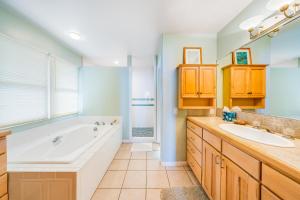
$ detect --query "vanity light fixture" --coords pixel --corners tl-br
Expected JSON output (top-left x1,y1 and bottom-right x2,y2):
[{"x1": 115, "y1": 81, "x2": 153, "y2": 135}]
[
  {"x1": 69, "y1": 32, "x2": 81, "y2": 40},
  {"x1": 267, "y1": 0, "x2": 297, "y2": 18},
  {"x1": 241, "y1": 0, "x2": 300, "y2": 39}
]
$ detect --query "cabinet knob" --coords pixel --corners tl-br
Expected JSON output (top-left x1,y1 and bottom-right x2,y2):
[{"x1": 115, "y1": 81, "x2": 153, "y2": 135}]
[{"x1": 247, "y1": 92, "x2": 253, "y2": 94}]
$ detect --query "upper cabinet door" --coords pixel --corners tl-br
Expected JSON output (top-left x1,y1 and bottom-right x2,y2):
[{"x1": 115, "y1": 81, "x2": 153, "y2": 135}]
[
  {"x1": 199, "y1": 67, "x2": 216, "y2": 98},
  {"x1": 221, "y1": 156, "x2": 259, "y2": 200},
  {"x1": 180, "y1": 67, "x2": 199, "y2": 98},
  {"x1": 230, "y1": 67, "x2": 250, "y2": 97},
  {"x1": 249, "y1": 67, "x2": 266, "y2": 97}
]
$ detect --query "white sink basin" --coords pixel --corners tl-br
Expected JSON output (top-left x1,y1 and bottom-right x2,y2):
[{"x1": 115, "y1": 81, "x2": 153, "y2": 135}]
[{"x1": 219, "y1": 124, "x2": 295, "y2": 148}]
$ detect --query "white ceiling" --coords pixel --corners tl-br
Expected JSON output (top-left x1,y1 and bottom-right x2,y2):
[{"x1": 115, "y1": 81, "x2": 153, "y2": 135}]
[{"x1": 2, "y1": 0, "x2": 252, "y2": 67}]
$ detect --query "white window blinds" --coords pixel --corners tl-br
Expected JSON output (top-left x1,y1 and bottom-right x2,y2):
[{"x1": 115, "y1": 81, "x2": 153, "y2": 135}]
[
  {"x1": 0, "y1": 36, "x2": 49, "y2": 127},
  {"x1": 52, "y1": 58, "x2": 79, "y2": 117}
]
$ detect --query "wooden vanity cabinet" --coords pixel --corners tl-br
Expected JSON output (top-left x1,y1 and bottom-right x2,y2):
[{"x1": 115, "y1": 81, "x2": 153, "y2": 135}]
[
  {"x1": 0, "y1": 131, "x2": 9, "y2": 200},
  {"x1": 221, "y1": 156, "x2": 259, "y2": 200},
  {"x1": 223, "y1": 64, "x2": 266, "y2": 109},
  {"x1": 202, "y1": 141, "x2": 221, "y2": 200},
  {"x1": 262, "y1": 164, "x2": 300, "y2": 200},
  {"x1": 186, "y1": 119, "x2": 300, "y2": 200},
  {"x1": 178, "y1": 64, "x2": 216, "y2": 109}
]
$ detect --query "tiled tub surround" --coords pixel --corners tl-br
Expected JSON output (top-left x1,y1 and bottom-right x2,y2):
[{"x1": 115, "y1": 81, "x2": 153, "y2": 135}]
[{"x1": 7, "y1": 116, "x2": 122, "y2": 200}]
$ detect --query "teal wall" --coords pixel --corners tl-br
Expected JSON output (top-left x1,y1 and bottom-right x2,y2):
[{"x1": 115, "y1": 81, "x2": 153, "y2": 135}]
[
  {"x1": 160, "y1": 34, "x2": 217, "y2": 162},
  {"x1": 80, "y1": 67, "x2": 130, "y2": 139},
  {"x1": 269, "y1": 68, "x2": 300, "y2": 119},
  {"x1": 0, "y1": 3, "x2": 82, "y2": 133}
]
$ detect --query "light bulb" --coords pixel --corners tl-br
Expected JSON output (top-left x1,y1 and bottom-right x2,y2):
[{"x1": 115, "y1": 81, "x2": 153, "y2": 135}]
[{"x1": 266, "y1": 0, "x2": 294, "y2": 11}]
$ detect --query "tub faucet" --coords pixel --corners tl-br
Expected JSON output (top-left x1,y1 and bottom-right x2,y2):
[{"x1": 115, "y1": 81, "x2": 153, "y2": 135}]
[
  {"x1": 95, "y1": 121, "x2": 105, "y2": 125},
  {"x1": 52, "y1": 136, "x2": 63, "y2": 145},
  {"x1": 110, "y1": 120, "x2": 117, "y2": 125},
  {"x1": 93, "y1": 127, "x2": 98, "y2": 131}
]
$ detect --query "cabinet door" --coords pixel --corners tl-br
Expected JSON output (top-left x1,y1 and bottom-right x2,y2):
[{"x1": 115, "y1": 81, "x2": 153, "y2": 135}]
[
  {"x1": 180, "y1": 67, "x2": 199, "y2": 98},
  {"x1": 261, "y1": 186, "x2": 281, "y2": 200},
  {"x1": 249, "y1": 67, "x2": 265, "y2": 97},
  {"x1": 230, "y1": 67, "x2": 249, "y2": 97},
  {"x1": 221, "y1": 157, "x2": 259, "y2": 200},
  {"x1": 199, "y1": 67, "x2": 216, "y2": 98},
  {"x1": 202, "y1": 141, "x2": 221, "y2": 200}
]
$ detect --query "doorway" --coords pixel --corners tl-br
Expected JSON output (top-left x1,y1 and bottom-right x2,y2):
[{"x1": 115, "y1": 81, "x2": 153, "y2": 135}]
[{"x1": 130, "y1": 56, "x2": 157, "y2": 143}]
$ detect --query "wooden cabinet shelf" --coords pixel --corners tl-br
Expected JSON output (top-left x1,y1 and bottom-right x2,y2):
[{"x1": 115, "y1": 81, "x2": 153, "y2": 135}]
[
  {"x1": 178, "y1": 64, "x2": 216, "y2": 109},
  {"x1": 223, "y1": 64, "x2": 267, "y2": 109}
]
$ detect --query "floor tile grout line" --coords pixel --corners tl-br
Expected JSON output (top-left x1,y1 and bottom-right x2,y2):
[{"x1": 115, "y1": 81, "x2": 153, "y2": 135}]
[{"x1": 117, "y1": 150, "x2": 131, "y2": 200}]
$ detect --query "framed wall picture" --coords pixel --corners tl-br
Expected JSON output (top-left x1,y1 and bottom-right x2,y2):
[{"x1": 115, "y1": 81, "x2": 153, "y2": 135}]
[
  {"x1": 232, "y1": 48, "x2": 252, "y2": 65},
  {"x1": 183, "y1": 47, "x2": 203, "y2": 64}
]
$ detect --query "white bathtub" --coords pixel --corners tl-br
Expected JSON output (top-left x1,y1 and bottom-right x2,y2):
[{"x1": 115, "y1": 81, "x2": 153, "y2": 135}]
[
  {"x1": 7, "y1": 116, "x2": 122, "y2": 200},
  {"x1": 9, "y1": 124, "x2": 114, "y2": 164}
]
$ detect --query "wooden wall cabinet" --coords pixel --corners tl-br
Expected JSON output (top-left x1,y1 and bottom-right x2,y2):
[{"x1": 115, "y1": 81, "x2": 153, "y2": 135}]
[
  {"x1": 223, "y1": 64, "x2": 266, "y2": 109},
  {"x1": 178, "y1": 64, "x2": 216, "y2": 109}
]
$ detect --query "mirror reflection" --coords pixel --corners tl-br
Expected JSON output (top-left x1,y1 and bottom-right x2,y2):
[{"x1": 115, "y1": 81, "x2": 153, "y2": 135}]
[{"x1": 220, "y1": 17, "x2": 300, "y2": 120}]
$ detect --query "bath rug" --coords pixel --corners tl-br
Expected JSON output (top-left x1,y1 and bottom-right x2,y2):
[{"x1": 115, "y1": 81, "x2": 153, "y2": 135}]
[
  {"x1": 131, "y1": 143, "x2": 153, "y2": 152},
  {"x1": 160, "y1": 186, "x2": 209, "y2": 200}
]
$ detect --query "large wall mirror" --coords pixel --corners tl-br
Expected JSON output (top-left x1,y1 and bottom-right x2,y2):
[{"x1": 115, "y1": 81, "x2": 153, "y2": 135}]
[{"x1": 218, "y1": 17, "x2": 300, "y2": 120}]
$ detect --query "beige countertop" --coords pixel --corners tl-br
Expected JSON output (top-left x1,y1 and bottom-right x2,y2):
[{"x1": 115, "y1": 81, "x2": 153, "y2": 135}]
[
  {"x1": 187, "y1": 116, "x2": 300, "y2": 183},
  {"x1": 0, "y1": 130, "x2": 10, "y2": 138}
]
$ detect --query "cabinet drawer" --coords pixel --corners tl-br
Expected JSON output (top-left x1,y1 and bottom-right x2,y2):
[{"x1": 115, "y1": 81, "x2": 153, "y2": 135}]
[
  {"x1": 0, "y1": 139, "x2": 6, "y2": 155},
  {"x1": 261, "y1": 186, "x2": 280, "y2": 200},
  {"x1": 187, "y1": 121, "x2": 202, "y2": 138},
  {"x1": 187, "y1": 152, "x2": 202, "y2": 184},
  {"x1": 203, "y1": 129, "x2": 221, "y2": 151},
  {"x1": 262, "y1": 164, "x2": 300, "y2": 200},
  {"x1": 0, "y1": 194, "x2": 8, "y2": 200},
  {"x1": 222, "y1": 141, "x2": 260, "y2": 179},
  {"x1": 187, "y1": 140, "x2": 202, "y2": 166},
  {"x1": 0, "y1": 174, "x2": 7, "y2": 197},
  {"x1": 0, "y1": 154, "x2": 6, "y2": 176},
  {"x1": 187, "y1": 129, "x2": 202, "y2": 152}
]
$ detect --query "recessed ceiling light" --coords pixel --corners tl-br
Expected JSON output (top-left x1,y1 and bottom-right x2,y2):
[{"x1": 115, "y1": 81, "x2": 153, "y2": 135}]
[
  {"x1": 69, "y1": 32, "x2": 81, "y2": 40},
  {"x1": 114, "y1": 60, "x2": 120, "y2": 65}
]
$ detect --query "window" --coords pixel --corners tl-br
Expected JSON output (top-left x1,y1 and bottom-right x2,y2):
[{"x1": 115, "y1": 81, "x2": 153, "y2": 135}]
[
  {"x1": 0, "y1": 35, "x2": 79, "y2": 128},
  {"x1": 0, "y1": 36, "x2": 48, "y2": 127},
  {"x1": 52, "y1": 57, "x2": 79, "y2": 117}
]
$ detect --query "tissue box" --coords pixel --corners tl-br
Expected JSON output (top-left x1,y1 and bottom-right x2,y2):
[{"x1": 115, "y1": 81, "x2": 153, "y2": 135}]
[{"x1": 223, "y1": 111, "x2": 236, "y2": 122}]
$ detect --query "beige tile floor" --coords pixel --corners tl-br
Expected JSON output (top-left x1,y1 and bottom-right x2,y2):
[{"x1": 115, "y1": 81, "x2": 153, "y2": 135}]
[{"x1": 91, "y1": 143, "x2": 200, "y2": 200}]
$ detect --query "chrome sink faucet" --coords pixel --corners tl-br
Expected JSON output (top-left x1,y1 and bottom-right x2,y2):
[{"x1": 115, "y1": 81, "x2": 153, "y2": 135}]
[{"x1": 252, "y1": 120, "x2": 261, "y2": 129}]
